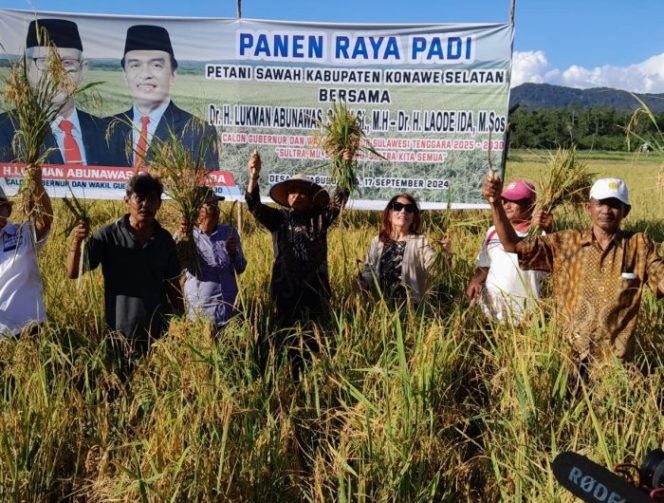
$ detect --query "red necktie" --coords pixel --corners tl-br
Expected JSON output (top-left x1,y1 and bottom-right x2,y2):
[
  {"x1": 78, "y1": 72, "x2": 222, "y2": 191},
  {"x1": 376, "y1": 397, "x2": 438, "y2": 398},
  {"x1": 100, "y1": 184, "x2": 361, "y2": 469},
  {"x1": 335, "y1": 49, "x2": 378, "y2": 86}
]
[
  {"x1": 58, "y1": 119, "x2": 82, "y2": 164},
  {"x1": 134, "y1": 115, "x2": 150, "y2": 169}
]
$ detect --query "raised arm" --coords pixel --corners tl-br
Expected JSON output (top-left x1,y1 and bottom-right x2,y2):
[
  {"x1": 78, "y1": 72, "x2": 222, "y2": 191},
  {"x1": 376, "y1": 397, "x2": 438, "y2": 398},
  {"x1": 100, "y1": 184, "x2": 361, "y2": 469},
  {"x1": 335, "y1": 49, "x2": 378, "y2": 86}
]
[
  {"x1": 245, "y1": 150, "x2": 282, "y2": 232},
  {"x1": 323, "y1": 187, "x2": 350, "y2": 228},
  {"x1": 483, "y1": 173, "x2": 520, "y2": 253}
]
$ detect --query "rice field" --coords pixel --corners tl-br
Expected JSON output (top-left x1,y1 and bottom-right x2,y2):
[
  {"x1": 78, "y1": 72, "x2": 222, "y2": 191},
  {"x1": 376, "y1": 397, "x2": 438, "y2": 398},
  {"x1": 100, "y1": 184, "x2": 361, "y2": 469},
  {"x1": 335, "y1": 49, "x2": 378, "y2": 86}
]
[{"x1": 0, "y1": 149, "x2": 663, "y2": 501}]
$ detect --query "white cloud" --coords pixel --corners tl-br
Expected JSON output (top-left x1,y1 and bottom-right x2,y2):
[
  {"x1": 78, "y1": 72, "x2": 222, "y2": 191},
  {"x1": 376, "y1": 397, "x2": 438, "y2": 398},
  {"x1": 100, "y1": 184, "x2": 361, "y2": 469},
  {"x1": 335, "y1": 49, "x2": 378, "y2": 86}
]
[
  {"x1": 511, "y1": 50, "x2": 549, "y2": 86},
  {"x1": 512, "y1": 51, "x2": 664, "y2": 93}
]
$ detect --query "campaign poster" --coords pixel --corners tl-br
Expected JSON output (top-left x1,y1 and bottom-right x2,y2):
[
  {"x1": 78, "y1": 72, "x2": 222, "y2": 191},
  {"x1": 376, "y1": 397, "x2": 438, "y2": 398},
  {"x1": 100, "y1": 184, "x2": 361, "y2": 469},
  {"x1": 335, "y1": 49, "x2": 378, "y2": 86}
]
[{"x1": 0, "y1": 10, "x2": 513, "y2": 208}]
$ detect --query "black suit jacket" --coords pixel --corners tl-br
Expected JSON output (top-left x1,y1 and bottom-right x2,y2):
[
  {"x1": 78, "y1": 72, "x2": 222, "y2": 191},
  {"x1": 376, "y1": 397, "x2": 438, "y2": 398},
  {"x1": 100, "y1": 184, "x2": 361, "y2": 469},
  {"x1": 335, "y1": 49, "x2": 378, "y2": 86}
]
[
  {"x1": 0, "y1": 109, "x2": 111, "y2": 165},
  {"x1": 106, "y1": 101, "x2": 219, "y2": 170}
]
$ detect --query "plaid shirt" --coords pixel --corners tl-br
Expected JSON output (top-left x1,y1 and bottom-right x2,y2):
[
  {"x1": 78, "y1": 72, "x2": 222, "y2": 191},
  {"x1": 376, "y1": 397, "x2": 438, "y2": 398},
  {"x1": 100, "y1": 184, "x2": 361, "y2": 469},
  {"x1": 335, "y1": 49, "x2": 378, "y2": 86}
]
[{"x1": 516, "y1": 230, "x2": 664, "y2": 361}]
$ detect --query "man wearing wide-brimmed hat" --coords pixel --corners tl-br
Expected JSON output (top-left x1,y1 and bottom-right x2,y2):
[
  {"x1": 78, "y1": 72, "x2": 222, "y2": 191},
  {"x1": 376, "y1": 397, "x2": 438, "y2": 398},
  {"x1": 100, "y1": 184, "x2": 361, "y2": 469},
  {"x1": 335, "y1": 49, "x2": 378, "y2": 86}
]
[
  {"x1": 0, "y1": 172, "x2": 52, "y2": 337},
  {"x1": 245, "y1": 151, "x2": 348, "y2": 332},
  {"x1": 0, "y1": 18, "x2": 109, "y2": 165},
  {"x1": 177, "y1": 186, "x2": 247, "y2": 328},
  {"x1": 484, "y1": 175, "x2": 664, "y2": 368},
  {"x1": 106, "y1": 24, "x2": 219, "y2": 169}
]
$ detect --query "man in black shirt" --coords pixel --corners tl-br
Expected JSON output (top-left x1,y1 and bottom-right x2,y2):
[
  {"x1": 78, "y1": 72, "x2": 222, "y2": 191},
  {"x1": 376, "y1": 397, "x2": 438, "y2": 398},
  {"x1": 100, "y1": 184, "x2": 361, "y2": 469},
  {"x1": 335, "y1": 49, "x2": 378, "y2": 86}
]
[{"x1": 67, "y1": 173, "x2": 182, "y2": 361}]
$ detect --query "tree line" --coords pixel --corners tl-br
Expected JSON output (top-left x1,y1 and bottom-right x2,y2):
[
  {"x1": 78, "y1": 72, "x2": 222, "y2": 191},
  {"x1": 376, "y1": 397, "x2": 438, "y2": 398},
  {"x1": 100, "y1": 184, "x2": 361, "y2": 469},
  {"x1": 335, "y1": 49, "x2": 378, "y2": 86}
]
[{"x1": 508, "y1": 106, "x2": 664, "y2": 151}]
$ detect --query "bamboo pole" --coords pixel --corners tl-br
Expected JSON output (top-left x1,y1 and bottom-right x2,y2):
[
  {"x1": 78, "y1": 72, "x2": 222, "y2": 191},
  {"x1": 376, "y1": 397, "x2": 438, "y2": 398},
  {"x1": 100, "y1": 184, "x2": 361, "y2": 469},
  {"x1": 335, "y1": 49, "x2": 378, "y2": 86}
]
[{"x1": 237, "y1": 0, "x2": 241, "y2": 18}]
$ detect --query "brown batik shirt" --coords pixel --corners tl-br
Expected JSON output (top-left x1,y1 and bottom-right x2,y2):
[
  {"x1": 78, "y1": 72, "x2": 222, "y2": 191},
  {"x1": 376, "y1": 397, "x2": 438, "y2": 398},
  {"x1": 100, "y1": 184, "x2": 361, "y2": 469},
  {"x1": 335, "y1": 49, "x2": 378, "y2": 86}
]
[{"x1": 516, "y1": 230, "x2": 664, "y2": 361}]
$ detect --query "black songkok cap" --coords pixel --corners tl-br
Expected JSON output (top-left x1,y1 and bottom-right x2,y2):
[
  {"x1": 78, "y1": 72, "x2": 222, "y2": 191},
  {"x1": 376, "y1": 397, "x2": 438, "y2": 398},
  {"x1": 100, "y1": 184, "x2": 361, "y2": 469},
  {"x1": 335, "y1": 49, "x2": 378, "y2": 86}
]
[
  {"x1": 123, "y1": 25, "x2": 176, "y2": 61},
  {"x1": 26, "y1": 19, "x2": 83, "y2": 50}
]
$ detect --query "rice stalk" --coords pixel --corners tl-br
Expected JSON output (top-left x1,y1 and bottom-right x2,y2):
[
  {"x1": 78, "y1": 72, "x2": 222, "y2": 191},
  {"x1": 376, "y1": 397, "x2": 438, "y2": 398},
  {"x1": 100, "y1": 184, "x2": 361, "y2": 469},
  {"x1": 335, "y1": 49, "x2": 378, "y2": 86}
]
[
  {"x1": 625, "y1": 93, "x2": 664, "y2": 153},
  {"x1": 529, "y1": 146, "x2": 594, "y2": 234},
  {"x1": 148, "y1": 127, "x2": 213, "y2": 273},
  {"x1": 2, "y1": 29, "x2": 99, "y2": 222},
  {"x1": 625, "y1": 94, "x2": 664, "y2": 191},
  {"x1": 315, "y1": 101, "x2": 384, "y2": 194}
]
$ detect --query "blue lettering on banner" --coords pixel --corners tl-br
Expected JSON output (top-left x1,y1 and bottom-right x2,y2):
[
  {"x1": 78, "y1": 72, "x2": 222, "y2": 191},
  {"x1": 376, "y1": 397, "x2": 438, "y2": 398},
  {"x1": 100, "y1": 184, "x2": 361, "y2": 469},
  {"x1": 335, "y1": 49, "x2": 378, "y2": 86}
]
[
  {"x1": 333, "y1": 35, "x2": 402, "y2": 62},
  {"x1": 237, "y1": 31, "x2": 326, "y2": 61},
  {"x1": 237, "y1": 31, "x2": 475, "y2": 65},
  {"x1": 409, "y1": 35, "x2": 475, "y2": 63}
]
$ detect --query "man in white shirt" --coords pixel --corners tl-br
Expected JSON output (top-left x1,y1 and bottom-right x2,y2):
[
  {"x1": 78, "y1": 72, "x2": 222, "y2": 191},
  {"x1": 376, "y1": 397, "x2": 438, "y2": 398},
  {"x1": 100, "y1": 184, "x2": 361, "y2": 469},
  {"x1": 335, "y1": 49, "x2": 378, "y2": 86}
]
[
  {"x1": 466, "y1": 179, "x2": 551, "y2": 323},
  {"x1": 0, "y1": 18, "x2": 110, "y2": 166},
  {"x1": 0, "y1": 173, "x2": 52, "y2": 337}
]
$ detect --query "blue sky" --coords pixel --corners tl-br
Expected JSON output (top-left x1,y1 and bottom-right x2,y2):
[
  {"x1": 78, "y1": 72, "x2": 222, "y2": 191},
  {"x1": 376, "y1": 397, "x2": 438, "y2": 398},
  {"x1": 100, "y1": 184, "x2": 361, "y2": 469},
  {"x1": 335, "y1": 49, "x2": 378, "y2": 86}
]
[{"x1": 3, "y1": 0, "x2": 664, "y2": 92}]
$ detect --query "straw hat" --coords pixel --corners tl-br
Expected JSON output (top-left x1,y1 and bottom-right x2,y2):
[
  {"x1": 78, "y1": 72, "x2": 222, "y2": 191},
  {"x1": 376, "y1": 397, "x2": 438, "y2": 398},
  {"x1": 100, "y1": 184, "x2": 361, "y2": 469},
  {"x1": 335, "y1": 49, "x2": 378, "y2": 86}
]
[{"x1": 269, "y1": 174, "x2": 330, "y2": 208}]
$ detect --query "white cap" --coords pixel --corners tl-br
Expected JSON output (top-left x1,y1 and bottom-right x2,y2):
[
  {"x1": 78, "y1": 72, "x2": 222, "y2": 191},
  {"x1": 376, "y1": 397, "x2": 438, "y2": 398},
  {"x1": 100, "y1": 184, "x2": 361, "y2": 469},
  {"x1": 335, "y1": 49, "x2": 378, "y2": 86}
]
[{"x1": 589, "y1": 178, "x2": 630, "y2": 206}]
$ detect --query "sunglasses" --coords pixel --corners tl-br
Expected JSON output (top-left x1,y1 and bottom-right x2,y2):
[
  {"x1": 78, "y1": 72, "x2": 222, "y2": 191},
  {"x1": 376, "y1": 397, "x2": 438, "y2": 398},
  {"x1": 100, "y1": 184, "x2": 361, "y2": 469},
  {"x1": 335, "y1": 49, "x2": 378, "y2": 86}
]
[{"x1": 388, "y1": 201, "x2": 417, "y2": 213}]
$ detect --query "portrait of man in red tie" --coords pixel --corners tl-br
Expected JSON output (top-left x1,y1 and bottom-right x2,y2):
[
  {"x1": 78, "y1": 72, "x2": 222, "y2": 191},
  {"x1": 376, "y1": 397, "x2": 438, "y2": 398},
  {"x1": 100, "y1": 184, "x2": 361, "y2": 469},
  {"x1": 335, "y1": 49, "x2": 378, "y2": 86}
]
[
  {"x1": 0, "y1": 19, "x2": 111, "y2": 166},
  {"x1": 106, "y1": 25, "x2": 219, "y2": 170}
]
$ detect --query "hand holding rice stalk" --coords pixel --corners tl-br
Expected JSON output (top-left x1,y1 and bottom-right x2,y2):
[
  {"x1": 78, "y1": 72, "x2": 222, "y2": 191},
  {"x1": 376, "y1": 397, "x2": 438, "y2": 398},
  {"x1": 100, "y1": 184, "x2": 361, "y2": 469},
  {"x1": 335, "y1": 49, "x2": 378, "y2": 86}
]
[
  {"x1": 316, "y1": 101, "x2": 384, "y2": 193},
  {"x1": 3, "y1": 31, "x2": 98, "y2": 221},
  {"x1": 149, "y1": 126, "x2": 213, "y2": 273},
  {"x1": 63, "y1": 192, "x2": 93, "y2": 283},
  {"x1": 529, "y1": 146, "x2": 595, "y2": 234}
]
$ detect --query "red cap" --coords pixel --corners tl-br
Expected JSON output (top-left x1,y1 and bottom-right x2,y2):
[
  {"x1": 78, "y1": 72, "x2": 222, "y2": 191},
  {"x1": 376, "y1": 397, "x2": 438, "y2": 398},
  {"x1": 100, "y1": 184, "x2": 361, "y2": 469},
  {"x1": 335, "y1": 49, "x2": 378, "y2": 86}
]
[{"x1": 501, "y1": 180, "x2": 536, "y2": 202}]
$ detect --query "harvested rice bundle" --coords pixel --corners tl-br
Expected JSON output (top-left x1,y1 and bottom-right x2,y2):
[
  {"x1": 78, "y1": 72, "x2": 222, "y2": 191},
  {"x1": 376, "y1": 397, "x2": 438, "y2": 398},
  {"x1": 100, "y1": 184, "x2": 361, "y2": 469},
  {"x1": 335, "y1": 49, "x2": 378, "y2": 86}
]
[
  {"x1": 148, "y1": 129, "x2": 212, "y2": 272},
  {"x1": 315, "y1": 101, "x2": 383, "y2": 193},
  {"x1": 3, "y1": 33, "x2": 96, "y2": 220},
  {"x1": 530, "y1": 147, "x2": 594, "y2": 234}
]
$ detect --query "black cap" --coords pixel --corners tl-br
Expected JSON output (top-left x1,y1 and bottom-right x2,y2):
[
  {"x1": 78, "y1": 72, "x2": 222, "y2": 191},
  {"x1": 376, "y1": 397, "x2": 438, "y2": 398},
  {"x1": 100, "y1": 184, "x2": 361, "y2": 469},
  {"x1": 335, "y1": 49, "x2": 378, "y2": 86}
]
[
  {"x1": 26, "y1": 19, "x2": 83, "y2": 51},
  {"x1": 200, "y1": 186, "x2": 225, "y2": 203},
  {"x1": 123, "y1": 25, "x2": 176, "y2": 60}
]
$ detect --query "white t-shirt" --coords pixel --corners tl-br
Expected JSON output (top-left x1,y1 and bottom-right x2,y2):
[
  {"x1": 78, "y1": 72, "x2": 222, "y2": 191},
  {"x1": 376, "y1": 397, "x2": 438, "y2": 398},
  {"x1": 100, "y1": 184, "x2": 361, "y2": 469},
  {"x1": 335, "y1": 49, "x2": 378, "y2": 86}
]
[
  {"x1": 0, "y1": 221, "x2": 48, "y2": 336},
  {"x1": 476, "y1": 225, "x2": 545, "y2": 323}
]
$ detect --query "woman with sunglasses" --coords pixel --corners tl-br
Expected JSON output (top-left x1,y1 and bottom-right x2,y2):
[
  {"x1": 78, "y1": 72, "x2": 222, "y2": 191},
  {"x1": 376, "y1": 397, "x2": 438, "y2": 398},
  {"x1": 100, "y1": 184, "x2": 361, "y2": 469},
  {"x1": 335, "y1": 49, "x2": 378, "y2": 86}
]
[{"x1": 360, "y1": 193, "x2": 450, "y2": 304}]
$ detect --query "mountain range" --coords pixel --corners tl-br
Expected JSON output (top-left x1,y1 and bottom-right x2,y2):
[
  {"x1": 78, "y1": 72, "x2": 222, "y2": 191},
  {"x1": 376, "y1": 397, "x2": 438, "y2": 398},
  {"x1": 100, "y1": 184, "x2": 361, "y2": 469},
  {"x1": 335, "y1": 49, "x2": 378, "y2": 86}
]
[{"x1": 509, "y1": 83, "x2": 664, "y2": 113}]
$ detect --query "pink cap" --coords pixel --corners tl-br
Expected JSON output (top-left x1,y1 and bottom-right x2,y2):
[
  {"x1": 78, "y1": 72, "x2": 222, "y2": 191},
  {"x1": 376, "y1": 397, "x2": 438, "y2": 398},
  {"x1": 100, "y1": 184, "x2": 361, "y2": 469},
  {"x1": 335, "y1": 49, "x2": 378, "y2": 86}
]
[{"x1": 501, "y1": 180, "x2": 536, "y2": 202}]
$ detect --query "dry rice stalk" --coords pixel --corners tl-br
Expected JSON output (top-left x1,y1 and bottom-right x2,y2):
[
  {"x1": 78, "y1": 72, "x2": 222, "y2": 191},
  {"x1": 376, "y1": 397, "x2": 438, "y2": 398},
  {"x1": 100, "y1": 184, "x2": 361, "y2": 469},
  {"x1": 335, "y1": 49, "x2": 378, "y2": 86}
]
[
  {"x1": 625, "y1": 93, "x2": 664, "y2": 153},
  {"x1": 315, "y1": 101, "x2": 384, "y2": 193},
  {"x1": 148, "y1": 127, "x2": 214, "y2": 273},
  {"x1": 3, "y1": 29, "x2": 98, "y2": 221},
  {"x1": 625, "y1": 94, "x2": 664, "y2": 192},
  {"x1": 530, "y1": 146, "x2": 595, "y2": 234}
]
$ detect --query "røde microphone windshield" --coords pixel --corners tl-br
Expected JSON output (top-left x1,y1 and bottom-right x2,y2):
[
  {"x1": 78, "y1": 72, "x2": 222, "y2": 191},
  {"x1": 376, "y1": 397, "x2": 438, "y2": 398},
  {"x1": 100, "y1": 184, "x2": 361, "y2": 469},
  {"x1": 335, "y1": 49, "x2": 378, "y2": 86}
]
[{"x1": 552, "y1": 451, "x2": 651, "y2": 503}]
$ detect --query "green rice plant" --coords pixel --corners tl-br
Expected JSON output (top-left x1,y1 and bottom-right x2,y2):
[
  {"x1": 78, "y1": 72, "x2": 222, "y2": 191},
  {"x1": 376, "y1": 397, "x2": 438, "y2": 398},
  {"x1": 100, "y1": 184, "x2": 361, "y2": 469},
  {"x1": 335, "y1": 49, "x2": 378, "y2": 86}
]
[
  {"x1": 625, "y1": 94, "x2": 664, "y2": 192},
  {"x1": 0, "y1": 159, "x2": 659, "y2": 501}
]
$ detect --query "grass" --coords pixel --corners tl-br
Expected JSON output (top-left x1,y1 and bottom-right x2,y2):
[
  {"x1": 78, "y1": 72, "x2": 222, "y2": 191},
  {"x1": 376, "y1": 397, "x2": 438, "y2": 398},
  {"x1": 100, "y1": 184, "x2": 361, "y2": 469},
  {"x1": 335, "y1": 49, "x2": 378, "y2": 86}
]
[{"x1": 0, "y1": 152, "x2": 662, "y2": 501}]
